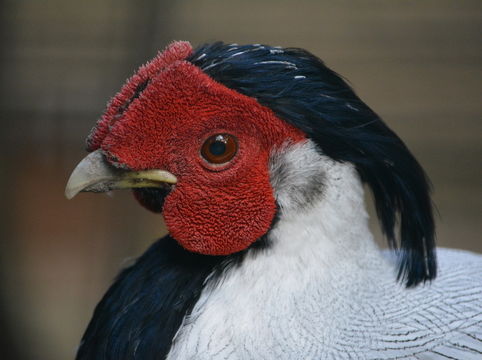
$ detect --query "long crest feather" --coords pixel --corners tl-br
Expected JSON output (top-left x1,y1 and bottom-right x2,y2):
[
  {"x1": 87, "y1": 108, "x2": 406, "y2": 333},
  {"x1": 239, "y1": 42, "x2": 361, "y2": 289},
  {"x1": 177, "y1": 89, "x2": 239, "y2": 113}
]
[{"x1": 188, "y1": 42, "x2": 436, "y2": 287}]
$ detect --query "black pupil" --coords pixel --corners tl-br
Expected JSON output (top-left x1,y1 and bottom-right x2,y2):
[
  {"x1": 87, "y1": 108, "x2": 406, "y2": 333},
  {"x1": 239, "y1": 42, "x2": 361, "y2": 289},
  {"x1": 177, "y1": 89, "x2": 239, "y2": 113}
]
[{"x1": 209, "y1": 138, "x2": 227, "y2": 156}]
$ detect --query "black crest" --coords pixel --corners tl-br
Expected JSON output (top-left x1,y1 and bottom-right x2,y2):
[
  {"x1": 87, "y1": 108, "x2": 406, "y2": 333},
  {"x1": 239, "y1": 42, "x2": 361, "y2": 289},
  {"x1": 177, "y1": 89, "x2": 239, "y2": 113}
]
[{"x1": 188, "y1": 42, "x2": 436, "y2": 287}]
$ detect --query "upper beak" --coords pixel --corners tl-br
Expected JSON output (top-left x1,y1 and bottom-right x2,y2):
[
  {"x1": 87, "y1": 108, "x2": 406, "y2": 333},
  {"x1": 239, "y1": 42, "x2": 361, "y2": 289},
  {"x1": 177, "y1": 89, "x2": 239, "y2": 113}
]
[{"x1": 65, "y1": 149, "x2": 177, "y2": 200}]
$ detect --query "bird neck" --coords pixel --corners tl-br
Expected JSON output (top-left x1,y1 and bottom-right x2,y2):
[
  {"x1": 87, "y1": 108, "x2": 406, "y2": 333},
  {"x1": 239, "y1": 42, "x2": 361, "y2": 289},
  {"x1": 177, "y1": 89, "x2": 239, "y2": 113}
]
[
  {"x1": 267, "y1": 140, "x2": 382, "y2": 271},
  {"x1": 166, "y1": 146, "x2": 391, "y2": 358}
]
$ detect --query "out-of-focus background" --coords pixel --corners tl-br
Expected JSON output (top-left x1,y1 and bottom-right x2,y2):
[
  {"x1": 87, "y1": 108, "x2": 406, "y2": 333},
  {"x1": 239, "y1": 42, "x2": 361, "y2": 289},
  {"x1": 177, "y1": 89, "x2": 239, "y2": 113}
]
[{"x1": 0, "y1": 1, "x2": 480, "y2": 359}]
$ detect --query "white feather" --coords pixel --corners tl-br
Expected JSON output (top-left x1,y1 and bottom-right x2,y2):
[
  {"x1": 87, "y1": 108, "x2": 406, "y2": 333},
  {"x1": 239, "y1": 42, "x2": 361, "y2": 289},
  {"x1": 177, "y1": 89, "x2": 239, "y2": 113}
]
[{"x1": 167, "y1": 140, "x2": 482, "y2": 359}]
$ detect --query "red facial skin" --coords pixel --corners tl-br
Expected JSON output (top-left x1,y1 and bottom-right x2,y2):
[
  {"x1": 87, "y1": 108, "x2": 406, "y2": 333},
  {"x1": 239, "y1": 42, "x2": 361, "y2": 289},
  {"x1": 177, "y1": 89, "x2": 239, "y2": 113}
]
[{"x1": 88, "y1": 42, "x2": 305, "y2": 256}]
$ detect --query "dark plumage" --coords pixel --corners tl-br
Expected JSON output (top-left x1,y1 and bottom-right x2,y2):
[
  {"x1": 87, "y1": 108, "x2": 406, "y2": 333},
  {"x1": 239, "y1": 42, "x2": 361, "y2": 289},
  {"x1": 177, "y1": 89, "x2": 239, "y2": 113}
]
[{"x1": 77, "y1": 236, "x2": 223, "y2": 359}]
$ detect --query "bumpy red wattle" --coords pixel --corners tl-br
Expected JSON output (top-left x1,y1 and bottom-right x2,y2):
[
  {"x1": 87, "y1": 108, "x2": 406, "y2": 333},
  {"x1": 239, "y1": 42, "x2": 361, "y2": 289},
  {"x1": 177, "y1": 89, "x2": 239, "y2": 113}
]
[{"x1": 89, "y1": 41, "x2": 305, "y2": 255}]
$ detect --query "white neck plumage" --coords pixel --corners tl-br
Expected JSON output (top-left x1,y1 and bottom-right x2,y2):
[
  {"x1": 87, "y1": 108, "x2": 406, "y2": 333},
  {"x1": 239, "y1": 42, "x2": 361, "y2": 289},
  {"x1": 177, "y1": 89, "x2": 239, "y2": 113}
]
[
  {"x1": 268, "y1": 140, "x2": 385, "y2": 272},
  {"x1": 167, "y1": 140, "x2": 395, "y2": 359}
]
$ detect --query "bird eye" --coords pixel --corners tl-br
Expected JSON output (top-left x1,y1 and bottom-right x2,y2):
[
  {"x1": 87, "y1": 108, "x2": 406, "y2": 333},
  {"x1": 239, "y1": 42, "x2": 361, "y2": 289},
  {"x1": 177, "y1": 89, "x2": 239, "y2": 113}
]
[{"x1": 201, "y1": 134, "x2": 238, "y2": 165}]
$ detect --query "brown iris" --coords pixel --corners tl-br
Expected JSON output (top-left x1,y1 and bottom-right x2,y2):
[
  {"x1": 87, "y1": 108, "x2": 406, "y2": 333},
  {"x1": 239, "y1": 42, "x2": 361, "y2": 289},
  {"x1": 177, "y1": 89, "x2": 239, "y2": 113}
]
[{"x1": 201, "y1": 134, "x2": 238, "y2": 164}]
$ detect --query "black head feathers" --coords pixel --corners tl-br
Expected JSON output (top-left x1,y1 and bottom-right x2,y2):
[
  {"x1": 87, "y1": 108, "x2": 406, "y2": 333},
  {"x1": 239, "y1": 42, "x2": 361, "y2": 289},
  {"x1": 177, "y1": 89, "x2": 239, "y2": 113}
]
[{"x1": 187, "y1": 42, "x2": 436, "y2": 287}]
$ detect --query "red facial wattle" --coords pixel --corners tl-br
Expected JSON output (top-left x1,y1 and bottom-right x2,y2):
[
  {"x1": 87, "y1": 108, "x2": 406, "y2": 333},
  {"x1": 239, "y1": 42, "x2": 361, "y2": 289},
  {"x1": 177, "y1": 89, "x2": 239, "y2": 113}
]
[{"x1": 87, "y1": 41, "x2": 305, "y2": 256}]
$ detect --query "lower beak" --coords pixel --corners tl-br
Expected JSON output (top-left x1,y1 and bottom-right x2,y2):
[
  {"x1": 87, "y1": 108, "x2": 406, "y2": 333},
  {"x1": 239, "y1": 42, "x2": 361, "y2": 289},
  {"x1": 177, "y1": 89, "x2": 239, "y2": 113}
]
[{"x1": 65, "y1": 149, "x2": 177, "y2": 200}]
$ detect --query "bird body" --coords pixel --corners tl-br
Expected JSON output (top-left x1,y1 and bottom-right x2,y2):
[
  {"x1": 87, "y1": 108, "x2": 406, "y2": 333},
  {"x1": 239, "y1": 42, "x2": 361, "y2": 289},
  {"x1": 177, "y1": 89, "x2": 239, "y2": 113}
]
[
  {"x1": 66, "y1": 41, "x2": 482, "y2": 359},
  {"x1": 169, "y1": 249, "x2": 482, "y2": 359}
]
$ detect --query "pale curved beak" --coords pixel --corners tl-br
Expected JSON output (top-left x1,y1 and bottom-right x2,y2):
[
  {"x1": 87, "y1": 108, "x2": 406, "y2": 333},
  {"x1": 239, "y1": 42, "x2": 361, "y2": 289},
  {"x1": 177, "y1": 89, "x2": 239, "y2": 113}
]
[{"x1": 65, "y1": 149, "x2": 177, "y2": 200}]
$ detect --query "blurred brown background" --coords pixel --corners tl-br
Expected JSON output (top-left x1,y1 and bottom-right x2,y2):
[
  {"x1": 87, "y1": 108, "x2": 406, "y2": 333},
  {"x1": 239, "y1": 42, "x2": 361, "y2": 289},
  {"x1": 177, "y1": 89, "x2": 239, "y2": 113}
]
[{"x1": 0, "y1": 1, "x2": 481, "y2": 359}]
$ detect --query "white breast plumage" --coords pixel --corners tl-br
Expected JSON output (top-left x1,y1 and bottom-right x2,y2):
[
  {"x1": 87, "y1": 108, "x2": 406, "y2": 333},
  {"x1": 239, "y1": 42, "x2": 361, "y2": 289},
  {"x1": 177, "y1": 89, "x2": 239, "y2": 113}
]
[{"x1": 167, "y1": 141, "x2": 482, "y2": 359}]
